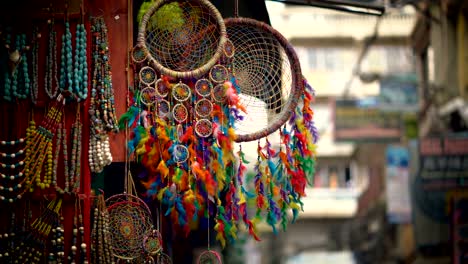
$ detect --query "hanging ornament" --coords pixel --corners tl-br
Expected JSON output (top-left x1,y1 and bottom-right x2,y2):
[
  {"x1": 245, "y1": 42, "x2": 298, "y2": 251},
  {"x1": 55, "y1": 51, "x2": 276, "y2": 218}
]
[{"x1": 120, "y1": 0, "x2": 319, "y2": 248}]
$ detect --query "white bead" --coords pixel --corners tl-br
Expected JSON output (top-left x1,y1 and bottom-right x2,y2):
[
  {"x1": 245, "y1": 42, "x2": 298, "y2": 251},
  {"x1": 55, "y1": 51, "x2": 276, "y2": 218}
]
[
  {"x1": 10, "y1": 176, "x2": 15, "y2": 180},
  {"x1": 71, "y1": 245, "x2": 77, "y2": 251}
]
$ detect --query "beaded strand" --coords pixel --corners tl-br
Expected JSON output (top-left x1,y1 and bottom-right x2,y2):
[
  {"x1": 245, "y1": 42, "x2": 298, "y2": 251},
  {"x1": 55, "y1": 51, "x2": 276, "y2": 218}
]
[
  {"x1": 3, "y1": 33, "x2": 30, "y2": 101},
  {"x1": 24, "y1": 98, "x2": 64, "y2": 191},
  {"x1": 88, "y1": 17, "x2": 117, "y2": 173},
  {"x1": 0, "y1": 119, "x2": 35, "y2": 203},
  {"x1": 31, "y1": 27, "x2": 40, "y2": 104},
  {"x1": 73, "y1": 23, "x2": 88, "y2": 101},
  {"x1": 60, "y1": 21, "x2": 73, "y2": 92},
  {"x1": 45, "y1": 19, "x2": 60, "y2": 99},
  {"x1": 69, "y1": 108, "x2": 82, "y2": 193}
]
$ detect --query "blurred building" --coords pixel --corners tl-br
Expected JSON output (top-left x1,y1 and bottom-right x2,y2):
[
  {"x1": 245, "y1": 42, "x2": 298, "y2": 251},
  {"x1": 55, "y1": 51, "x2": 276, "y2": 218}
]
[{"x1": 242, "y1": 2, "x2": 418, "y2": 264}]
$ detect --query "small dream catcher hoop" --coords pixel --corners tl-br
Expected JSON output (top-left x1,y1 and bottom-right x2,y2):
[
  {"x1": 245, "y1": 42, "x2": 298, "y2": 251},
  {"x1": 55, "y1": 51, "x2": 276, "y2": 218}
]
[
  {"x1": 143, "y1": 229, "x2": 163, "y2": 256},
  {"x1": 223, "y1": 17, "x2": 304, "y2": 142},
  {"x1": 197, "y1": 250, "x2": 222, "y2": 264},
  {"x1": 137, "y1": 0, "x2": 227, "y2": 78},
  {"x1": 106, "y1": 193, "x2": 154, "y2": 260}
]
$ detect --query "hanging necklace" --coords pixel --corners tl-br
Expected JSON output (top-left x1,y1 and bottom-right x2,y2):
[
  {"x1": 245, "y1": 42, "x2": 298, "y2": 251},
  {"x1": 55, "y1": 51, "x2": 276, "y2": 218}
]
[
  {"x1": 88, "y1": 17, "x2": 115, "y2": 173},
  {"x1": 0, "y1": 118, "x2": 35, "y2": 203},
  {"x1": 24, "y1": 97, "x2": 64, "y2": 191},
  {"x1": 31, "y1": 27, "x2": 40, "y2": 104},
  {"x1": 77, "y1": 198, "x2": 88, "y2": 263},
  {"x1": 60, "y1": 20, "x2": 73, "y2": 93},
  {"x1": 3, "y1": 33, "x2": 30, "y2": 101},
  {"x1": 73, "y1": 22, "x2": 88, "y2": 101},
  {"x1": 69, "y1": 107, "x2": 82, "y2": 193},
  {"x1": 91, "y1": 194, "x2": 113, "y2": 263},
  {"x1": 53, "y1": 120, "x2": 68, "y2": 194},
  {"x1": 45, "y1": 19, "x2": 59, "y2": 99}
]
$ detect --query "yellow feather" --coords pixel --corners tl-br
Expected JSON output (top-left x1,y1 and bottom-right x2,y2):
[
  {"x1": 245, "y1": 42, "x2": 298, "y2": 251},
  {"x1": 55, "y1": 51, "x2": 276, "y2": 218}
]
[
  {"x1": 135, "y1": 132, "x2": 150, "y2": 155},
  {"x1": 156, "y1": 160, "x2": 169, "y2": 180},
  {"x1": 237, "y1": 189, "x2": 246, "y2": 205},
  {"x1": 157, "y1": 187, "x2": 168, "y2": 201},
  {"x1": 228, "y1": 127, "x2": 237, "y2": 141}
]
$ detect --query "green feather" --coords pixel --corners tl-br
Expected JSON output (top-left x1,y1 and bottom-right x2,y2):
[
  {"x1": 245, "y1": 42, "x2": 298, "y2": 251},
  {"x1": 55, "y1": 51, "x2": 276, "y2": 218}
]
[{"x1": 118, "y1": 105, "x2": 139, "y2": 130}]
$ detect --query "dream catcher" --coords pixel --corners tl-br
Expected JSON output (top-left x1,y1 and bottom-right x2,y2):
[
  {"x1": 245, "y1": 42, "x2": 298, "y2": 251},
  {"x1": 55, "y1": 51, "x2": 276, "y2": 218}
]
[
  {"x1": 122, "y1": 0, "x2": 317, "y2": 250},
  {"x1": 223, "y1": 17, "x2": 304, "y2": 142},
  {"x1": 106, "y1": 191, "x2": 153, "y2": 261},
  {"x1": 137, "y1": 0, "x2": 227, "y2": 78}
]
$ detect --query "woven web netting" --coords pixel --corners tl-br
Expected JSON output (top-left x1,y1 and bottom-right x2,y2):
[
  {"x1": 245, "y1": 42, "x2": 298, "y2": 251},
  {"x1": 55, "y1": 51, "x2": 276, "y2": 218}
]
[
  {"x1": 197, "y1": 250, "x2": 222, "y2": 264},
  {"x1": 224, "y1": 18, "x2": 303, "y2": 142},
  {"x1": 106, "y1": 193, "x2": 154, "y2": 260},
  {"x1": 138, "y1": 0, "x2": 226, "y2": 78}
]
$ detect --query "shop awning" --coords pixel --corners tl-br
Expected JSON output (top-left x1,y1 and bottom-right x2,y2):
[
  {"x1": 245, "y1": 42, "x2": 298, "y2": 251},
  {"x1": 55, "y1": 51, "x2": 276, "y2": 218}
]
[{"x1": 267, "y1": 0, "x2": 386, "y2": 15}]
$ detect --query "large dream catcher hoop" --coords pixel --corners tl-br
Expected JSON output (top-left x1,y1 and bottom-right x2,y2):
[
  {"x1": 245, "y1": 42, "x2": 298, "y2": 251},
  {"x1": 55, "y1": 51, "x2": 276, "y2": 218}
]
[
  {"x1": 105, "y1": 192, "x2": 154, "y2": 260},
  {"x1": 137, "y1": 0, "x2": 227, "y2": 78},
  {"x1": 224, "y1": 17, "x2": 304, "y2": 142}
]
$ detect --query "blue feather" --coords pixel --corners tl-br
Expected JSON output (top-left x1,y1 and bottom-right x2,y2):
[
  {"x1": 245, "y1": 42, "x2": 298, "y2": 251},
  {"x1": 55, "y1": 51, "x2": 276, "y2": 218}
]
[
  {"x1": 175, "y1": 196, "x2": 187, "y2": 226},
  {"x1": 241, "y1": 186, "x2": 255, "y2": 199}
]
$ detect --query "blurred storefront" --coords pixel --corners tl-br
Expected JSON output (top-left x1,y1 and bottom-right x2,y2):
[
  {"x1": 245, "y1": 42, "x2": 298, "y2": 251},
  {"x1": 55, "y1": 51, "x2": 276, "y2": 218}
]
[{"x1": 410, "y1": 0, "x2": 468, "y2": 263}]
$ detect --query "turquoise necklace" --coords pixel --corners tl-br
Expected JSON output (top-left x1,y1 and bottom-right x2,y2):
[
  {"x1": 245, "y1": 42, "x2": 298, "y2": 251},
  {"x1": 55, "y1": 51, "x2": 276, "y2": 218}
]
[
  {"x1": 60, "y1": 21, "x2": 73, "y2": 93},
  {"x1": 60, "y1": 21, "x2": 88, "y2": 101},
  {"x1": 73, "y1": 23, "x2": 88, "y2": 101},
  {"x1": 3, "y1": 33, "x2": 30, "y2": 101}
]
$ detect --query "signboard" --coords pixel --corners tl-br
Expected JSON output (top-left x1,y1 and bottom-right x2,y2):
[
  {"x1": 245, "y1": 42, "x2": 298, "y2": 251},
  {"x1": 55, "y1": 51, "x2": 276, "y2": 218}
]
[
  {"x1": 379, "y1": 74, "x2": 418, "y2": 112},
  {"x1": 410, "y1": 135, "x2": 468, "y2": 254},
  {"x1": 419, "y1": 134, "x2": 468, "y2": 190},
  {"x1": 385, "y1": 146, "x2": 411, "y2": 223},
  {"x1": 334, "y1": 99, "x2": 402, "y2": 142}
]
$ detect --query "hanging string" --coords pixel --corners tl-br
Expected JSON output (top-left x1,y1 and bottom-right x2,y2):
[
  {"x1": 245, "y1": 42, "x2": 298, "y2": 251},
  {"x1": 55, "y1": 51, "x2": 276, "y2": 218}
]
[
  {"x1": 207, "y1": 195, "x2": 210, "y2": 251},
  {"x1": 234, "y1": 0, "x2": 239, "y2": 18}
]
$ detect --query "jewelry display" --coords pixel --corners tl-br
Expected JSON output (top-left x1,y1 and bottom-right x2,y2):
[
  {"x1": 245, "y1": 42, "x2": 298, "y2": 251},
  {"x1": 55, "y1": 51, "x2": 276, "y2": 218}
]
[
  {"x1": 88, "y1": 17, "x2": 117, "y2": 173},
  {"x1": 17, "y1": 198, "x2": 63, "y2": 263}
]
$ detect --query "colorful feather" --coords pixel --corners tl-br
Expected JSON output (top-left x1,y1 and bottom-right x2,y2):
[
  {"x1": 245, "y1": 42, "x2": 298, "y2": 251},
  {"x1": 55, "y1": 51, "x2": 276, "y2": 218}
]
[{"x1": 118, "y1": 105, "x2": 139, "y2": 130}]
